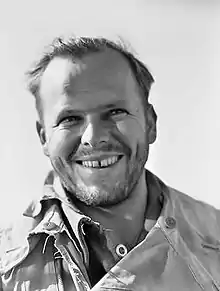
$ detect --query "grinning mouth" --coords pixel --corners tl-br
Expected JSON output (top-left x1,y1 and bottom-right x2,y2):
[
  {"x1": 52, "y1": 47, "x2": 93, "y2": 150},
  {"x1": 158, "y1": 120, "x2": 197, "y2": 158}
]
[{"x1": 76, "y1": 155, "x2": 123, "y2": 168}]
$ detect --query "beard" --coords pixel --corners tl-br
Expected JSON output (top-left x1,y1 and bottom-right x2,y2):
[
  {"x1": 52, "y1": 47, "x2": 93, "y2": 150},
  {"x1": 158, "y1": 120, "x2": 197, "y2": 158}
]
[{"x1": 50, "y1": 143, "x2": 148, "y2": 207}]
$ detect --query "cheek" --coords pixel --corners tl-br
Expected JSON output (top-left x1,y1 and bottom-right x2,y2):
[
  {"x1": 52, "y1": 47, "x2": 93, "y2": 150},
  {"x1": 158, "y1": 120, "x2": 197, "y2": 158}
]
[
  {"x1": 47, "y1": 129, "x2": 79, "y2": 159},
  {"x1": 115, "y1": 117, "x2": 146, "y2": 147}
]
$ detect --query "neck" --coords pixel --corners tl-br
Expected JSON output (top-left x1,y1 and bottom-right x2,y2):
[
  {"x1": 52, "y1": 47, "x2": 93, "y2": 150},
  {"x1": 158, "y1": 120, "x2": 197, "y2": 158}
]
[{"x1": 76, "y1": 171, "x2": 148, "y2": 248}]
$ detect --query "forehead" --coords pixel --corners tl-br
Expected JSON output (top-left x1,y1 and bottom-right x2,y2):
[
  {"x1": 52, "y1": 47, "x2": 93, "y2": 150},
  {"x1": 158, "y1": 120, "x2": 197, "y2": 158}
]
[{"x1": 40, "y1": 49, "x2": 141, "y2": 111}]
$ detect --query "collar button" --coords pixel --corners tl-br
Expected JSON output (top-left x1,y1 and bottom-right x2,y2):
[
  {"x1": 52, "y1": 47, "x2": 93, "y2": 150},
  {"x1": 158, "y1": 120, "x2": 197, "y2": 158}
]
[
  {"x1": 164, "y1": 217, "x2": 176, "y2": 229},
  {"x1": 43, "y1": 221, "x2": 58, "y2": 231}
]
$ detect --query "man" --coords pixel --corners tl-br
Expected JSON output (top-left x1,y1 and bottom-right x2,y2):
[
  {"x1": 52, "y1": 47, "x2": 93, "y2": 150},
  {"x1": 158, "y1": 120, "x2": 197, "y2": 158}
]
[{"x1": 0, "y1": 36, "x2": 220, "y2": 290}]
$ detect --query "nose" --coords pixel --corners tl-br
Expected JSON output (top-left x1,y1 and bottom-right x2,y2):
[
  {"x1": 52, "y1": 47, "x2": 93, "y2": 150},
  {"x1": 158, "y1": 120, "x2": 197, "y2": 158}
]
[{"x1": 81, "y1": 118, "x2": 109, "y2": 147}]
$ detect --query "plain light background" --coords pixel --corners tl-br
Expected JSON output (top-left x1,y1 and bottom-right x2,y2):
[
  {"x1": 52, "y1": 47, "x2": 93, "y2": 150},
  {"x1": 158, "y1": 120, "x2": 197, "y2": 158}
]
[{"x1": 0, "y1": 0, "x2": 219, "y2": 226}]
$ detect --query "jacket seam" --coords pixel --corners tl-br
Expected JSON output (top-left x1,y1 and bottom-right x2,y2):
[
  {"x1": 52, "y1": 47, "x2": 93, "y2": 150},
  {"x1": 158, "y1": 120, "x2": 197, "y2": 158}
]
[
  {"x1": 107, "y1": 270, "x2": 134, "y2": 291},
  {"x1": 158, "y1": 225, "x2": 205, "y2": 291}
]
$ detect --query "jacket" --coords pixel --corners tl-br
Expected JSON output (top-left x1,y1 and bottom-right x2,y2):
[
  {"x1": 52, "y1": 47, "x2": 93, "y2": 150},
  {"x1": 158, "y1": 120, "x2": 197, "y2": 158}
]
[{"x1": 0, "y1": 170, "x2": 220, "y2": 291}]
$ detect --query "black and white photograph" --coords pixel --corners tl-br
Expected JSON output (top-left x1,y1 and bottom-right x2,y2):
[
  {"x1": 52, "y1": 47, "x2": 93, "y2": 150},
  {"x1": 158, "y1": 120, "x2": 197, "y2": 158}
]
[{"x1": 0, "y1": 0, "x2": 219, "y2": 290}]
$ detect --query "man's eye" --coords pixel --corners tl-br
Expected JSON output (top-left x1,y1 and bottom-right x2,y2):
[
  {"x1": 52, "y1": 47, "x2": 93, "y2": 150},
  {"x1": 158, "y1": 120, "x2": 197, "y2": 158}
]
[
  {"x1": 58, "y1": 116, "x2": 81, "y2": 126},
  {"x1": 110, "y1": 109, "x2": 128, "y2": 116}
]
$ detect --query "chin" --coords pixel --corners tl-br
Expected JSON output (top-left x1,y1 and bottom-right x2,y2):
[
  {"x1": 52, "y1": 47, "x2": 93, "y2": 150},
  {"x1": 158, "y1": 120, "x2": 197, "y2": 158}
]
[{"x1": 73, "y1": 183, "x2": 128, "y2": 207}]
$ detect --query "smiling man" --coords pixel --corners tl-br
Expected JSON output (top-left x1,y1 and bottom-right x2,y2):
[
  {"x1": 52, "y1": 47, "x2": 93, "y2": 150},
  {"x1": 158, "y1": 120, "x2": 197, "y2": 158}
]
[
  {"x1": 0, "y1": 37, "x2": 220, "y2": 290},
  {"x1": 39, "y1": 48, "x2": 153, "y2": 208}
]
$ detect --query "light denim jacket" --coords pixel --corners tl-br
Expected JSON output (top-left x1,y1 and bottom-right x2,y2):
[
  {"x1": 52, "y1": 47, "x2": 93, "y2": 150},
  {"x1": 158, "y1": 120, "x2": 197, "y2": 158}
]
[{"x1": 0, "y1": 170, "x2": 220, "y2": 291}]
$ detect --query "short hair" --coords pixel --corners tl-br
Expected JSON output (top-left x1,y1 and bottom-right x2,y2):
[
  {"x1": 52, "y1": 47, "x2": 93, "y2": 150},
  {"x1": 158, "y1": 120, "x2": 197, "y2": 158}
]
[{"x1": 26, "y1": 36, "x2": 155, "y2": 122}]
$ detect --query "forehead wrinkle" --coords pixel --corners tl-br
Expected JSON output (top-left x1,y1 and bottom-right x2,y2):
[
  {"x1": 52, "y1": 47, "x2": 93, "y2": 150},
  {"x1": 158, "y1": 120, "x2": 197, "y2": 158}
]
[
  {"x1": 62, "y1": 70, "x2": 133, "y2": 103},
  {"x1": 60, "y1": 89, "x2": 123, "y2": 110}
]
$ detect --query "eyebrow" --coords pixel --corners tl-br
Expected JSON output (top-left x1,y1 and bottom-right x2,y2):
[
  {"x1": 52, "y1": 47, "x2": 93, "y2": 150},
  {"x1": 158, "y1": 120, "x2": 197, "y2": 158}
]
[{"x1": 95, "y1": 102, "x2": 126, "y2": 111}]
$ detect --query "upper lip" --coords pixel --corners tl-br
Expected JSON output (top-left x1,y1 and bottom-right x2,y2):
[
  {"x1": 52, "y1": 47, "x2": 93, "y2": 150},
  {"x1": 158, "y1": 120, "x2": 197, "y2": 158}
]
[{"x1": 74, "y1": 152, "x2": 124, "y2": 162}]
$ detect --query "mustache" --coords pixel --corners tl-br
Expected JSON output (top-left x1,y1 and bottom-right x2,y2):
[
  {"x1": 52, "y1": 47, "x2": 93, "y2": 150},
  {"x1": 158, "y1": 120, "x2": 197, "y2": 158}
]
[{"x1": 69, "y1": 143, "x2": 131, "y2": 160}]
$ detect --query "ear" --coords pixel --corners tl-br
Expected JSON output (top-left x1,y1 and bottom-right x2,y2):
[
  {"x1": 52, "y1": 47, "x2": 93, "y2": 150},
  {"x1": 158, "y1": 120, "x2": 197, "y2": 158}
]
[
  {"x1": 146, "y1": 104, "x2": 157, "y2": 144},
  {"x1": 36, "y1": 121, "x2": 49, "y2": 156}
]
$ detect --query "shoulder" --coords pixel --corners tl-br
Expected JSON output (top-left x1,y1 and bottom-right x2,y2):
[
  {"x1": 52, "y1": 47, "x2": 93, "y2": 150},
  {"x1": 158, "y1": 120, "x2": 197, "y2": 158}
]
[
  {"x1": 0, "y1": 217, "x2": 28, "y2": 259},
  {"x1": 169, "y1": 185, "x2": 220, "y2": 215},
  {"x1": 0, "y1": 200, "x2": 43, "y2": 259},
  {"x1": 167, "y1": 185, "x2": 220, "y2": 239},
  {"x1": 0, "y1": 225, "x2": 13, "y2": 256},
  {"x1": 147, "y1": 170, "x2": 220, "y2": 239}
]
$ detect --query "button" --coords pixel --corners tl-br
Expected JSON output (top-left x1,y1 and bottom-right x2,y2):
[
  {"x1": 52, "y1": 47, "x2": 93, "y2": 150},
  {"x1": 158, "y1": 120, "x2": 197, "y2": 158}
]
[
  {"x1": 43, "y1": 221, "x2": 59, "y2": 231},
  {"x1": 116, "y1": 244, "x2": 128, "y2": 257},
  {"x1": 164, "y1": 217, "x2": 176, "y2": 229}
]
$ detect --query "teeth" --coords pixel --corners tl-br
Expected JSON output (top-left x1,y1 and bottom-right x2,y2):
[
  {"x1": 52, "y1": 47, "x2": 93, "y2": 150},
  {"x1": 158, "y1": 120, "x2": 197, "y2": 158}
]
[
  {"x1": 112, "y1": 156, "x2": 117, "y2": 164},
  {"x1": 81, "y1": 156, "x2": 119, "y2": 168},
  {"x1": 101, "y1": 159, "x2": 108, "y2": 167},
  {"x1": 92, "y1": 161, "x2": 99, "y2": 168},
  {"x1": 82, "y1": 161, "x2": 90, "y2": 167}
]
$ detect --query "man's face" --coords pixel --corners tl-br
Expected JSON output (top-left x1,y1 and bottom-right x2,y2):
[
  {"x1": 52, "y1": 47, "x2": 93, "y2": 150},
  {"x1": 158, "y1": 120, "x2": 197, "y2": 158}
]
[{"x1": 38, "y1": 49, "x2": 156, "y2": 206}]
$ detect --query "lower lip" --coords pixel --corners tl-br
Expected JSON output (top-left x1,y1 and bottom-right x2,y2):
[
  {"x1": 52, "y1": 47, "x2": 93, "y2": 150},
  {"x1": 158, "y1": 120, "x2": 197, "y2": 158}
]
[{"x1": 75, "y1": 156, "x2": 124, "y2": 172}]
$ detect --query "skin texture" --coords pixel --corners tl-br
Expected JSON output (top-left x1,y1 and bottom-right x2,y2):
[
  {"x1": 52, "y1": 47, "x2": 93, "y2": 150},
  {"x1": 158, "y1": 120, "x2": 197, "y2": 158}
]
[{"x1": 37, "y1": 49, "x2": 156, "y2": 208}]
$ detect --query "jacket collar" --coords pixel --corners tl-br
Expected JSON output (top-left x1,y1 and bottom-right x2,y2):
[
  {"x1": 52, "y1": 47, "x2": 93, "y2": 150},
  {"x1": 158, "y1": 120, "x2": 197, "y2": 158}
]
[
  {"x1": 0, "y1": 169, "x2": 168, "y2": 274},
  {"x1": 23, "y1": 169, "x2": 165, "y2": 231},
  {"x1": 21, "y1": 169, "x2": 165, "y2": 230}
]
